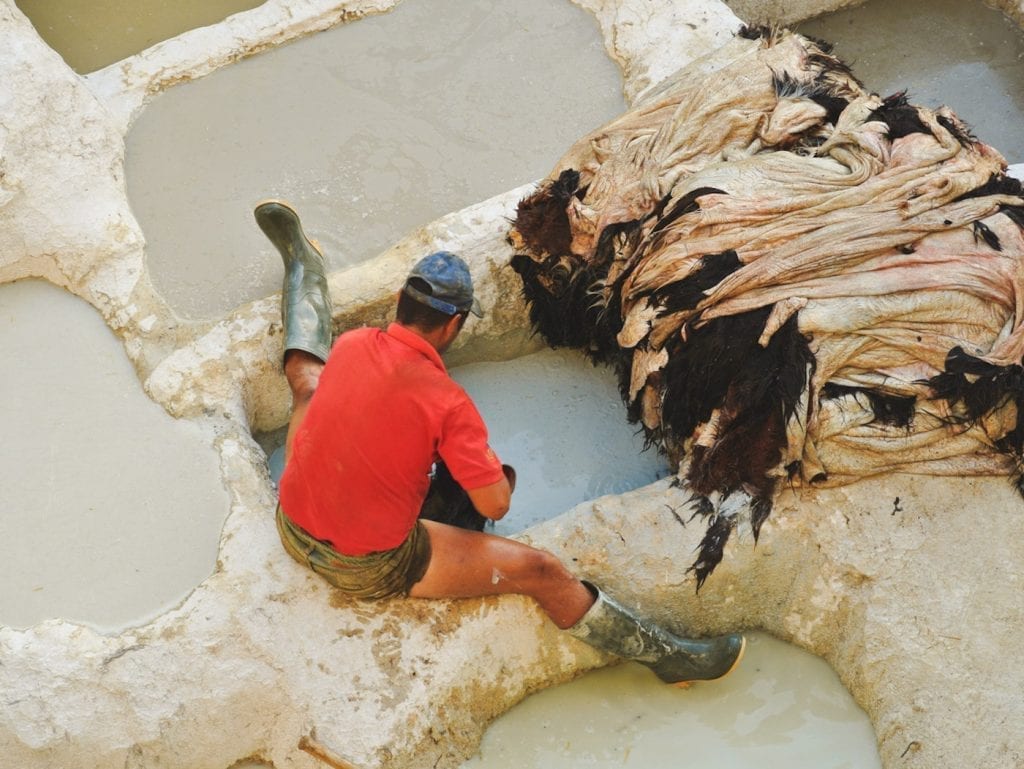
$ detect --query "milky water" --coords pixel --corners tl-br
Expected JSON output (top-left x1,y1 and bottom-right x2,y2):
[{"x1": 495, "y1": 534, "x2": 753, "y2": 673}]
[
  {"x1": 463, "y1": 633, "x2": 880, "y2": 769},
  {"x1": 0, "y1": 280, "x2": 228, "y2": 632},
  {"x1": 796, "y1": 0, "x2": 1024, "y2": 163},
  {"x1": 451, "y1": 348, "x2": 668, "y2": 534},
  {"x1": 13, "y1": 0, "x2": 265, "y2": 74},
  {"x1": 125, "y1": 0, "x2": 625, "y2": 320}
]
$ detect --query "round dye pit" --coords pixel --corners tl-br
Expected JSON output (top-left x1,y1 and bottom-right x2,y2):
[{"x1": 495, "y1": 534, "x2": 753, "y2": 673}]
[
  {"x1": 451, "y1": 348, "x2": 669, "y2": 534},
  {"x1": 463, "y1": 634, "x2": 880, "y2": 769},
  {"x1": 13, "y1": 0, "x2": 266, "y2": 73},
  {"x1": 0, "y1": 280, "x2": 228, "y2": 633},
  {"x1": 125, "y1": 0, "x2": 625, "y2": 320}
]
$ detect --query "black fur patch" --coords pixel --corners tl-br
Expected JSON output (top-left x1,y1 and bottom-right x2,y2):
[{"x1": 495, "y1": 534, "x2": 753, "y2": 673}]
[
  {"x1": 820, "y1": 383, "x2": 916, "y2": 428},
  {"x1": 952, "y1": 173, "x2": 1024, "y2": 231},
  {"x1": 869, "y1": 92, "x2": 933, "y2": 141},
  {"x1": 737, "y1": 24, "x2": 772, "y2": 41},
  {"x1": 972, "y1": 220, "x2": 1002, "y2": 251},
  {"x1": 687, "y1": 513, "x2": 735, "y2": 591},
  {"x1": 936, "y1": 113, "x2": 977, "y2": 148},
  {"x1": 650, "y1": 250, "x2": 742, "y2": 315},
  {"x1": 927, "y1": 346, "x2": 1024, "y2": 422}
]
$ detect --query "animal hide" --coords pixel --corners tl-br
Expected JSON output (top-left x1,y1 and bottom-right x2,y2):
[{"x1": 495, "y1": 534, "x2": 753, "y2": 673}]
[{"x1": 509, "y1": 27, "x2": 1024, "y2": 587}]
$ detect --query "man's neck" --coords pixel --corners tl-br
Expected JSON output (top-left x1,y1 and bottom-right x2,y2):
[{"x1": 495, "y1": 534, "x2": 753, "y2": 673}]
[{"x1": 396, "y1": 321, "x2": 447, "y2": 353}]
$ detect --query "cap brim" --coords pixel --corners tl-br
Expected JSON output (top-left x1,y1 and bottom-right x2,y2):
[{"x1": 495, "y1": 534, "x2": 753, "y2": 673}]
[{"x1": 470, "y1": 297, "x2": 483, "y2": 317}]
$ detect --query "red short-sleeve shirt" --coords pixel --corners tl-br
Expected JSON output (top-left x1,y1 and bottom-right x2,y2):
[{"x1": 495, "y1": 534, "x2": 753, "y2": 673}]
[{"x1": 278, "y1": 323, "x2": 504, "y2": 555}]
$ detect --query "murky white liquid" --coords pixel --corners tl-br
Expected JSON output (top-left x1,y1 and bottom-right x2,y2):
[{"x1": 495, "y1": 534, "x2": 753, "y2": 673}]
[
  {"x1": 464, "y1": 633, "x2": 881, "y2": 769},
  {"x1": 797, "y1": 0, "x2": 1024, "y2": 163},
  {"x1": 0, "y1": 280, "x2": 228, "y2": 632},
  {"x1": 451, "y1": 349, "x2": 668, "y2": 533},
  {"x1": 126, "y1": 0, "x2": 625, "y2": 320}
]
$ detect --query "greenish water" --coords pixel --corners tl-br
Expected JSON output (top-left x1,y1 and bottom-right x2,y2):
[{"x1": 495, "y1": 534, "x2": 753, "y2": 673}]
[{"x1": 14, "y1": 0, "x2": 266, "y2": 73}]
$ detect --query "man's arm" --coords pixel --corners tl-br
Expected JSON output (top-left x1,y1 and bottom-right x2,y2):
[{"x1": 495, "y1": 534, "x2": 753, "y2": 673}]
[{"x1": 466, "y1": 475, "x2": 511, "y2": 521}]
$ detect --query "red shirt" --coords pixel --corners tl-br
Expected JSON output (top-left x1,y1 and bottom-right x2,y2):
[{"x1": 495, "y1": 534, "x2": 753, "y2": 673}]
[{"x1": 279, "y1": 323, "x2": 504, "y2": 555}]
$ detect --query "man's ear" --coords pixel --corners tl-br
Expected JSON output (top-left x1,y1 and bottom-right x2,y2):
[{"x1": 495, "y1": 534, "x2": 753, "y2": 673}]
[{"x1": 445, "y1": 313, "x2": 464, "y2": 336}]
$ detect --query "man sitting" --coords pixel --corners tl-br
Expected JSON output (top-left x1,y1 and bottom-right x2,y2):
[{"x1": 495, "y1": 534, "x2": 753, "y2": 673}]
[{"x1": 257, "y1": 199, "x2": 745, "y2": 685}]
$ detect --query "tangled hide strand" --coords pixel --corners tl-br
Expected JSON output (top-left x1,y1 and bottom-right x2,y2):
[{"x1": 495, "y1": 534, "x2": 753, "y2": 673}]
[{"x1": 509, "y1": 27, "x2": 1024, "y2": 586}]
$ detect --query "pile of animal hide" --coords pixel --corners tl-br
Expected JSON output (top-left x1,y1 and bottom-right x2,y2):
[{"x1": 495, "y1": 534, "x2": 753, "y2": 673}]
[{"x1": 509, "y1": 27, "x2": 1024, "y2": 586}]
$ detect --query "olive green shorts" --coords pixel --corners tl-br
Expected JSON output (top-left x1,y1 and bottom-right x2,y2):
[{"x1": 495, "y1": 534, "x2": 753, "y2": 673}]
[{"x1": 275, "y1": 505, "x2": 432, "y2": 600}]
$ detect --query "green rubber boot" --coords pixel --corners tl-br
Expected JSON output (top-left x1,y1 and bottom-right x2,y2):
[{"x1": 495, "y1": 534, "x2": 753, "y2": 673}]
[
  {"x1": 254, "y1": 200, "x2": 333, "y2": 364},
  {"x1": 567, "y1": 582, "x2": 746, "y2": 686}
]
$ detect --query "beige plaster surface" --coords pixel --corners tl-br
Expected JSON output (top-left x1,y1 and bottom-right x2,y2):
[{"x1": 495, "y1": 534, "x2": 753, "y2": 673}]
[
  {"x1": 722, "y1": 0, "x2": 864, "y2": 26},
  {"x1": 1, "y1": 1, "x2": 1022, "y2": 768}
]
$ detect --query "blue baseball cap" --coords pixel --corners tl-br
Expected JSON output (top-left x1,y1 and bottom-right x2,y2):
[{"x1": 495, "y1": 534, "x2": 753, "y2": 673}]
[{"x1": 403, "y1": 251, "x2": 483, "y2": 317}]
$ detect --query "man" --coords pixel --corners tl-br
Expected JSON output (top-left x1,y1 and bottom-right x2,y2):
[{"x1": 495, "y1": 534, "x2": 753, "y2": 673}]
[{"x1": 256, "y1": 199, "x2": 745, "y2": 684}]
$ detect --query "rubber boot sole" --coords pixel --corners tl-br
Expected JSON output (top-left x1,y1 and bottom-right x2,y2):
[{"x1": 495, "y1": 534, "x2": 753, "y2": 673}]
[
  {"x1": 254, "y1": 198, "x2": 326, "y2": 261},
  {"x1": 671, "y1": 634, "x2": 747, "y2": 689}
]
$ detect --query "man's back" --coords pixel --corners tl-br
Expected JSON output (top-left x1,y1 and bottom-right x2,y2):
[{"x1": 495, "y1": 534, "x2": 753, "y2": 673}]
[{"x1": 279, "y1": 323, "x2": 501, "y2": 555}]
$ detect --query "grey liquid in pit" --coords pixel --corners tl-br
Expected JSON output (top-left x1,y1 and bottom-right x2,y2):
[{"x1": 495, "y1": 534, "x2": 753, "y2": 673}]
[
  {"x1": 796, "y1": 0, "x2": 1024, "y2": 163},
  {"x1": 452, "y1": 349, "x2": 669, "y2": 534},
  {"x1": 0, "y1": 280, "x2": 228, "y2": 632},
  {"x1": 463, "y1": 634, "x2": 880, "y2": 769},
  {"x1": 125, "y1": 0, "x2": 625, "y2": 320}
]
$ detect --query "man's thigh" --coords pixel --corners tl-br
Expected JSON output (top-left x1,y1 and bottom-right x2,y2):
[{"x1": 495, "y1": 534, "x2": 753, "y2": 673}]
[
  {"x1": 276, "y1": 506, "x2": 431, "y2": 599},
  {"x1": 409, "y1": 519, "x2": 565, "y2": 600}
]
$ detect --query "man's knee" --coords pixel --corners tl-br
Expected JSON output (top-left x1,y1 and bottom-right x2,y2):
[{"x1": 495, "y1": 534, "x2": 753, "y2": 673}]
[
  {"x1": 285, "y1": 361, "x2": 321, "y2": 403},
  {"x1": 290, "y1": 381, "x2": 318, "y2": 405},
  {"x1": 508, "y1": 546, "x2": 572, "y2": 586}
]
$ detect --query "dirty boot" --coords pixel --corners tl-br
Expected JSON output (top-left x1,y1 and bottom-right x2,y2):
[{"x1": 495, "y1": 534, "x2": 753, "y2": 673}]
[
  {"x1": 567, "y1": 582, "x2": 746, "y2": 686},
  {"x1": 254, "y1": 199, "x2": 333, "y2": 364}
]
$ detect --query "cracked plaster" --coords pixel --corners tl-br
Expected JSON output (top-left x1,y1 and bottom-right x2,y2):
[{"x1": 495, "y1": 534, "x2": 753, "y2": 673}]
[{"x1": 0, "y1": 1, "x2": 1022, "y2": 768}]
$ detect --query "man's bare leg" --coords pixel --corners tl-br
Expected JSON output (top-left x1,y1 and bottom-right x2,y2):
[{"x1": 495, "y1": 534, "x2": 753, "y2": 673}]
[
  {"x1": 411, "y1": 519, "x2": 746, "y2": 684},
  {"x1": 410, "y1": 520, "x2": 594, "y2": 628},
  {"x1": 283, "y1": 350, "x2": 324, "y2": 465}
]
